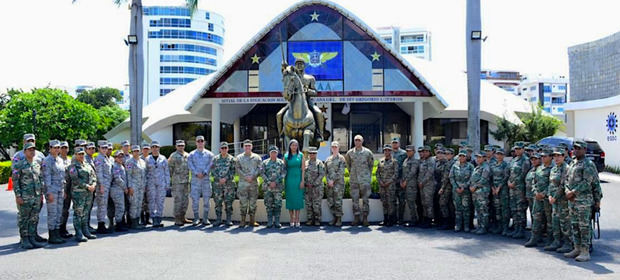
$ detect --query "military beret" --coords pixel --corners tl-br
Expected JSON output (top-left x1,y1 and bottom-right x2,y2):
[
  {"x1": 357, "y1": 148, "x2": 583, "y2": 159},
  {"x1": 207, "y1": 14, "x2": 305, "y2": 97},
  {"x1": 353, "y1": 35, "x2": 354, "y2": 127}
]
[
  {"x1": 86, "y1": 142, "x2": 95, "y2": 148},
  {"x1": 121, "y1": 140, "x2": 130, "y2": 146},
  {"x1": 196, "y1": 135, "x2": 205, "y2": 141},
  {"x1": 219, "y1": 141, "x2": 228, "y2": 148},
  {"x1": 141, "y1": 143, "x2": 150, "y2": 149},
  {"x1": 23, "y1": 133, "x2": 35, "y2": 141},
  {"x1": 405, "y1": 145, "x2": 415, "y2": 151},
  {"x1": 74, "y1": 139, "x2": 86, "y2": 146},
  {"x1": 308, "y1": 146, "x2": 318, "y2": 153},
  {"x1": 151, "y1": 140, "x2": 160, "y2": 147},
  {"x1": 331, "y1": 141, "x2": 339, "y2": 147},
  {"x1": 176, "y1": 140, "x2": 185, "y2": 146},
  {"x1": 60, "y1": 141, "x2": 69, "y2": 148},
  {"x1": 382, "y1": 144, "x2": 392, "y2": 151},
  {"x1": 354, "y1": 135, "x2": 363, "y2": 141},
  {"x1": 243, "y1": 139, "x2": 252, "y2": 145},
  {"x1": 97, "y1": 140, "x2": 108, "y2": 147},
  {"x1": 49, "y1": 140, "x2": 60, "y2": 147},
  {"x1": 75, "y1": 147, "x2": 86, "y2": 154},
  {"x1": 113, "y1": 150, "x2": 125, "y2": 157},
  {"x1": 23, "y1": 142, "x2": 36, "y2": 150},
  {"x1": 131, "y1": 145, "x2": 141, "y2": 151},
  {"x1": 391, "y1": 137, "x2": 400, "y2": 143},
  {"x1": 269, "y1": 146, "x2": 279, "y2": 153},
  {"x1": 573, "y1": 140, "x2": 587, "y2": 149}
]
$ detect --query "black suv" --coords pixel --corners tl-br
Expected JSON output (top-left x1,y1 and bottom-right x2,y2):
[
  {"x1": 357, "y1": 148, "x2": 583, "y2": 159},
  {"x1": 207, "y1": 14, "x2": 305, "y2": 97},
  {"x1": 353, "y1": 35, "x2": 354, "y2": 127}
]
[{"x1": 536, "y1": 136, "x2": 605, "y2": 172}]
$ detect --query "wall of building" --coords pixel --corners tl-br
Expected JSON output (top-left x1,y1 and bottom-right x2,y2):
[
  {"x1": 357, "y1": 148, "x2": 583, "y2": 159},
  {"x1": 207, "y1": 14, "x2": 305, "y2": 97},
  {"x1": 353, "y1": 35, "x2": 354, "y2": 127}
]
[{"x1": 573, "y1": 105, "x2": 620, "y2": 167}]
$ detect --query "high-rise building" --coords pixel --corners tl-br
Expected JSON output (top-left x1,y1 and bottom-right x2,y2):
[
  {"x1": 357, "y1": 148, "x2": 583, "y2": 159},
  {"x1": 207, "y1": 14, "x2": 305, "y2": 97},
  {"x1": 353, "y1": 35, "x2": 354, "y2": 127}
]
[
  {"x1": 142, "y1": 5, "x2": 224, "y2": 105},
  {"x1": 518, "y1": 74, "x2": 568, "y2": 119},
  {"x1": 376, "y1": 26, "x2": 431, "y2": 61},
  {"x1": 480, "y1": 70, "x2": 521, "y2": 95}
]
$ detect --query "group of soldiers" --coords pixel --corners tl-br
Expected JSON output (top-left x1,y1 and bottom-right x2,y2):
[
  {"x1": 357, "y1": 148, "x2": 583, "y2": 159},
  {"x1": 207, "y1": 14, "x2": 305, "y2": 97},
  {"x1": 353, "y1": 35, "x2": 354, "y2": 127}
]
[{"x1": 11, "y1": 133, "x2": 602, "y2": 262}]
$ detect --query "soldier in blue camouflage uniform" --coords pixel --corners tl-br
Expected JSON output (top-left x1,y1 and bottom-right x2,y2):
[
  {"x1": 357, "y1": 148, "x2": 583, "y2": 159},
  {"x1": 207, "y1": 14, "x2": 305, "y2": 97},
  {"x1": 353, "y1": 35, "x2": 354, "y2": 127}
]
[
  {"x1": 325, "y1": 141, "x2": 346, "y2": 227},
  {"x1": 188, "y1": 135, "x2": 214, "y2": 226},
  {"x1": 42, "y1": 140, "x2": 66, "y2": 244},
  {"x1": 211, "y1": 141, "x2": 237, "y2": 227},
  {"x1": 110, "y1": 150, "x2": 128, "y2": 232},
  {"x1": 418, "y1": 145, "x2": 436, "y2": 228},
  {"x1": 391, "y1": 138, "x2": 408, "y2": 225},
  {"x1": 450, "y1": 150, "x2": 474, "y2": 232},
  {"x1": 94, "y1": 140, "x2": 113, "y2": 234},
  {"x1": 402, "y1": 145, "x2": 419, "y2": 227},
  {"x1": 236, "y1": 140, "x2": 263, "y2": 227},
  {"x1": 547, "y1": 147, "x2": 573, "y2": 252},
  {"x1": 490, "y1": 149, "x2": 510, "y2": 235},
  {"x1": 145, "y1": 141, "x2": 170, "y2": 227},
  {"x1": 438, "y1": 148, "x2": 456, "y2": 230},
  {"x1": 168, "y1": 140, "x2": 191, "y2": 226},
  {"x1": 507, "y1": 141, "x2": 530, "y2": 239},
  {"x1": 564, "y1": 140, "x2": 600, "y2": 262},
  {"x1": 345, "y1": 135, "x2": 374, "y2": 227},
  {"x1": 525, "y1": 151, "x2": 552, "y2": 247},
  {"x1": 58, "y1": 140, "x2": 74, "y2": 239},
  {"x1": 304, "y1": 147, "x2": 325, "y2": 226},
  {"x1": 13, "y1": 142, "x2": 46, "y2": 249},
  {"x1": 261, "y1": 146, "x2": 286, "y2": 228},
  {"x1": 67, "y1": 147, "x2": 98, "y2": 242},
  {"x1": 377, "y1": 144, "x2": 399, "y2": 226},
  {"x1": 140, "y1": 143, "x2": 150, "y2": 225},
  {"x1": 470, "y1": 153, "x2": 491, "y2": 234},
  {"x1": 126, "y1": 145, "x2": 147, "y2": 229},
  {"x1": 120, "y1": 140, "x2": 132, "y2": 225}
]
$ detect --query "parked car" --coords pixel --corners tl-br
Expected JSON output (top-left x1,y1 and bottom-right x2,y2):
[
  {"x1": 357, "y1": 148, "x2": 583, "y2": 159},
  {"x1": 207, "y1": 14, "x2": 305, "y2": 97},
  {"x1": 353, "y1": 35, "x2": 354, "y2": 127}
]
[{"x1": 536, "y1": 136, "x2": 605, "y2": 172}]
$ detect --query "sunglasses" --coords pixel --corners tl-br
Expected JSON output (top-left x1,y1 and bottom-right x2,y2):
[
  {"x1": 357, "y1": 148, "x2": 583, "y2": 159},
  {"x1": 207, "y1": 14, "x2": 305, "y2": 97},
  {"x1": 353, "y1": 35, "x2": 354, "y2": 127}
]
[
  {"x1": 196, "y1": 140, "x2": 204, "y2": 143},
  {"x1": 354, "y1": 139, "x2": 361, "y2": 142},
  {"x1": 61, "y1": 147, "x2": 68, "y2": 149},
  {"x1": 221, "y1": 147, "x2": 228, "y2": 149},
  {"x1": 87, "y1": 147, "x2": 95, "y2": 150}
]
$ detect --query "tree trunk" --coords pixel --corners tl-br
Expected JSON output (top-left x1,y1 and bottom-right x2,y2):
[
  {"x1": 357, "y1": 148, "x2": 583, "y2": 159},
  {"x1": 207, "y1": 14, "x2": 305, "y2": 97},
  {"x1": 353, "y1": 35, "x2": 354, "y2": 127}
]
[
  {"x1": 129, "y1": 0, "x2": 144, "y2": 146},
  {"x1": 466, "y1": 0, "x2": 481, "y2": 153}
]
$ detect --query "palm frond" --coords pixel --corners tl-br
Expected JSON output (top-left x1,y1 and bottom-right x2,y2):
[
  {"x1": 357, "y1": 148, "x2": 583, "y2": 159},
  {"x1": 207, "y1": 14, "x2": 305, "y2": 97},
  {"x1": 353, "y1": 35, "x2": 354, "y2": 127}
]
[{"x1": 186, "y1": 0, "x2": 198, "y2": 17}]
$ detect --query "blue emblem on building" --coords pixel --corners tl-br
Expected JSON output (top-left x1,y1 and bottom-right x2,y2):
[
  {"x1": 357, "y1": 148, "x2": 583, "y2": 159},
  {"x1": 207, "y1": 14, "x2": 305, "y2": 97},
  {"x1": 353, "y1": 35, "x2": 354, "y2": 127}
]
[{"x1": 606, "y1": 112, "x2": 617, "y2": 135}]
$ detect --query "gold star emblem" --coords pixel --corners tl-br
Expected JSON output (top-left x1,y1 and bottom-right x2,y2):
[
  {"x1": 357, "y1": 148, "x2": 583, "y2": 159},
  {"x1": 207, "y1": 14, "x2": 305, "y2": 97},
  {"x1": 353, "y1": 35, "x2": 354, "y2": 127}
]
[
  {"x1": 250, "y1": 54, "x2": 260, "y2": 64},
  {"x1": 310, "y1": 11, "x2": 320, "y2": 21},
  {"x1": 319, "y1": 105, "x2": 328, "y2": 113},
  {"x1": 371, "y1": 51, "x2": 381, "y2": 61}
]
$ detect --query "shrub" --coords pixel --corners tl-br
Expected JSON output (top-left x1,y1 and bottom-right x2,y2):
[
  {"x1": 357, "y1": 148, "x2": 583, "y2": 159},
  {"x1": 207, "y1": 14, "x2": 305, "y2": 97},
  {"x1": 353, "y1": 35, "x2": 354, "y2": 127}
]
[{"x1": 0, "y1": 161, "x2": 11, "y2": 184}]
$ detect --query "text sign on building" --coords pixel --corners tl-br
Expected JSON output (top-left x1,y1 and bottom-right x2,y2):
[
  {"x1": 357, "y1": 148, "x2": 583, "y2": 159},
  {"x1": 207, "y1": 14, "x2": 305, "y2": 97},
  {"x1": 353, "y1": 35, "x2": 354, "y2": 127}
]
[{"x1": 606, "y1": 112, "x2": 617, "y2": 142}]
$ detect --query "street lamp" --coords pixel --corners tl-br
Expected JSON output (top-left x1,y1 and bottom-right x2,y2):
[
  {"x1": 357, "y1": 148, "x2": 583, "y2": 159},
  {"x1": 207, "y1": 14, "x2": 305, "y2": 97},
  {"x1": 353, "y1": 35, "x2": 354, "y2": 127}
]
[
  {"x1": 471, "y1": 31, "x2": 482, "y2": 40},
  {"x1": 127, "y1": 35, "x2": 138, "y2": 44}
]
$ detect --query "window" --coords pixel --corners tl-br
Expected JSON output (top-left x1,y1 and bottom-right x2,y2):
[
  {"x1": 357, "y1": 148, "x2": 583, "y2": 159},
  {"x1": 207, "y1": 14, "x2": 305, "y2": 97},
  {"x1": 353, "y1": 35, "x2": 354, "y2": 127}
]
[
  {"x1": 149, "y1": 18, "x2": 191, "y2": 28},
  {"x1": 530, "y1": 86, "x2": 536, "y2": 91},
  {"x1": 208, "y1": 23, "x2": 214, "y2": 32},
  {"x1": 543, "y1": 85, "x2": 551, "y2": 92},
  {"x1": 530, "y1": 96, "x2": 537, "y2": 102},
  {"x1": 160, "y1": 77, "x2": 196, "y2": 85},
  {"x1": 160, "y1": 66, "x2": 214, "y2": 75},
  {"x1": 160, "y1": 43, "x2": 217, "y2": 55},
  {"x1": 160, "y1": 55, "x2": 217, "y2": 66},
  {"x1": 143, "y1": 7, "x2": 191, "y2": 16},
  {"x1": 400, "y1": 35, "x2": 424, "y2": 43},
  {"x1": 382, "y1": 37, "x2": 392, "y2": 44},
  {"x1": 148, "y1": 29, "x2": 224, "y2": 45},
  {"x1": 558, "y1": 85, "x2": 567, "y2": 91},
  {"x1": 543, "y1": 96, "x2": 551, "y2": 102},
  {"x1": 160, "y1": 89, "x2": 174, "y2": 96},
  {"x1": 205, "y1": 12, "x2": 210, "y2": 19},
  {"x1": 551, "y1": 97, "x2": 564, "y2": 104},
  {"x1": 400, "y1": 45, "x2": 425, "y2": 54}
]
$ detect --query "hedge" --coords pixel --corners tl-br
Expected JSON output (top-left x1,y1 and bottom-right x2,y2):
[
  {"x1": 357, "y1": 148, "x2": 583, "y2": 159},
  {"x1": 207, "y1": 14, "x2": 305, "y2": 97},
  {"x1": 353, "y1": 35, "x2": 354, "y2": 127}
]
[{"x1": 0, "y1": 161, "x2": 11, "y2": 184}]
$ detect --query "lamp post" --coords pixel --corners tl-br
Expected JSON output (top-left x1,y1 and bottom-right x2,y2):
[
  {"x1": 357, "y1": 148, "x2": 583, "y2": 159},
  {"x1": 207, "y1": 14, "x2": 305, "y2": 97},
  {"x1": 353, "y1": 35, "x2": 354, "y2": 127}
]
[{"x1": 466, "y1": 0, "x2": 482, "y2": 153}]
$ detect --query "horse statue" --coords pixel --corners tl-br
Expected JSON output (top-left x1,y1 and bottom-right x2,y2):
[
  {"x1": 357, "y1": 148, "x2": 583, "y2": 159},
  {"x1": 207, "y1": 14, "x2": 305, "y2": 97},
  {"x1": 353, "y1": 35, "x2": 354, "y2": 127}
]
[{"x1": 279, "y1": 65, "x2": 317, "y2": 151}]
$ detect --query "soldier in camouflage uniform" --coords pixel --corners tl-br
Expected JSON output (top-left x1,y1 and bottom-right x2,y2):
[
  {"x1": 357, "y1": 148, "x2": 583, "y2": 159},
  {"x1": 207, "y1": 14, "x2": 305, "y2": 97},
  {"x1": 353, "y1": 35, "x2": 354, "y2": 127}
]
[
  {"x1": 563, "y1": 140, "x2": 600, "y2": 262},
  {"x1": 94, "y1": 140, "x2": 113, "y2": 234},
  {"x1": 417, "y1": 145, "x2": 436, "y2": 228},
  {"x1": 59, "y1": 140, "x2": 74, "y2": 238},
  {"x1": 67, "y1": 147, "x2": 98, "y2": 242},
  {"x1": 304, "y1": 147, "x2": 325, "y2": 226},
  {"x1": 433, "y1": 148, "x2": 447, "y2": 228},
  {"x1": 126, "y1": 145, "x2": 147, "y2": 229},
  {"x1": 168, "y1": 140, "x2": 191, "y2": 226},
  {"x1": 13, "y1": 142, "x2": 46, "y2": 249},
  {"x1": 345, "y1": 135, "x2": 374, "y2": 227},
  {"x1": 261, "y1": 146, "x2": 286, "y2": 228},
  {"x1": 438, "y1": 148, "x2": 456, "y2": 230},
  {"x1": 470, "y1": 153, "x2": 491, "y2": 234},
  {"x1": 391, "y1": 138, "x2": 408, "y2": 225},
  {"x1": 490, "y1": 149, "x2": 510, "y2": 235},
  {"x1": 236, "y1": 140, "x2": 263, "y2": 227},
  {"x1": 524, "y1": 144, "x2": 538, "y2": 229},
  {"x1": 525, "y1": 151, "x2": 552, "y2": 247},
  {"x1": 377, "y1": 145, "x2": 399, "y2": 227},
  {"x1": 547, "y1": 147, "x2": 573, "y2": 253},
  {"x1": 110, "y1": 150, "x2": 128, "y2": 232},
  {"x1": 120, "y1": 140, "x2": 132, "y2": 225},
  {"x1": 140, "y1": 143, "x2": 150, "y2": 225},
  {"x1": 402, "y1": 146, "x2": 419, "y2": 227},
  {"x1": 325, "y1": 141, "x2": 346, "y2": 227},
  {"x1": 42, "y1": 140, "x2": 66, "y2": 244},
  {"x1": 450, "y1": 150, "x2": 474, "y2": 232},
  {"x1": 507, "y1": 141, "x2": 530, "y2": 239},
  {"x1": 84, "y1": 141, "x2": 98, "y2": 234},
  {"x1": 188, "y1": 135, "x2": 214, "y2": 226},
  {"x1": 145, "y1": 141, "x2": 170, "y2": 227},
  {"x1": 211, "y1": 141, "x2": 237, "y2": 227}
]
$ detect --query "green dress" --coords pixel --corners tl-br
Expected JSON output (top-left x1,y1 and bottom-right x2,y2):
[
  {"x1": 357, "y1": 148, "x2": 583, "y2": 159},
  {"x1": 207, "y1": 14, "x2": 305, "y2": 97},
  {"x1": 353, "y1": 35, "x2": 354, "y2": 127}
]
[{"x1": 284, "y1": 153, "x2": 305, "y2": 210}]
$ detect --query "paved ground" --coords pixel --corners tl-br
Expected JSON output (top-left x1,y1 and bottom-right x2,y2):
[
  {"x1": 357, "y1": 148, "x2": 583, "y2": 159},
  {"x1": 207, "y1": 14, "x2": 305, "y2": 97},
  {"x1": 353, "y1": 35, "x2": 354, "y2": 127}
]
[{"x1": 0, "y1": 174, "x2": 619, "y2": 280}]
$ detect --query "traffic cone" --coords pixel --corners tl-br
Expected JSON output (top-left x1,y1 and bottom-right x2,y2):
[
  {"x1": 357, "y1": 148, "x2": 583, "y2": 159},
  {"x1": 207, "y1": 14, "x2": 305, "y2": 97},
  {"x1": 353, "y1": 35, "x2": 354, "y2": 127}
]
[{"x1": 6, "y1": 177, "x2": 13, "y2": 191}]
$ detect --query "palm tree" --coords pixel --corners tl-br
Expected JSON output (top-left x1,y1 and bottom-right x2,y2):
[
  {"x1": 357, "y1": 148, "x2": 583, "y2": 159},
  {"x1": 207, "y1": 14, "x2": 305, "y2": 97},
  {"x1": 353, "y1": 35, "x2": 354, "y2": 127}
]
[{"x1": 73, "y1": 0, "x2": 200, "y2": 146}]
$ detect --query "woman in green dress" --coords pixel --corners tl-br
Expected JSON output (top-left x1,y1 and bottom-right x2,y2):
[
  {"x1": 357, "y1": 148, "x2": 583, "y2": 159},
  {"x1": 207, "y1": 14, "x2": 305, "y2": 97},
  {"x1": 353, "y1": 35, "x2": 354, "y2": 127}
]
[{"x1": 284, "y1": 139, "x2": 305, "y2": 228}]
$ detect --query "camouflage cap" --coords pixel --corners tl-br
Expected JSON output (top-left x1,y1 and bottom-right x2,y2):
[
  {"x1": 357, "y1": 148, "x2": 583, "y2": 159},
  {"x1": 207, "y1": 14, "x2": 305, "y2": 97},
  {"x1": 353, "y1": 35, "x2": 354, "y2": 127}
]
[
  {"x1": 540, "y1": 149, "x2": 552, "y2": 157},
  {"x1": 434, "y1": 143, "x2": 444, "y2": 148},
  {"x1": 459, "y1": 141, "x2": 468, "y2": 147},
  {"x1": 151, "y1": 140, "x2": 161, "y2": 147},
  {"x1": 23, "y1": 133, "x2": 35, "y2": 141},
  {"x1": 219, "y1": 141, "x2": 228, "y2": 148},
  {"x1": 86, "y1": 142, "x2": 95, "y2": 148},
  {"x1": 513, "y1": 141, "x2": 525, "y2": 149},
  {"x1": 308, "y1": 146, "x2": 318, "y2": 153},
  {"x1": 525, "y1": 144, "x2": 536, "y2": 151},
  {"x1": 331, "y1": 141, "x2": 339, "y2": 147},
  {"x1": 405, "y1": 145, "x2": 415, "y2": 151},
  {"x1": 391, "y1": 137, "x2": 400, "y2": 143},
  {"x1": 121, "y1": 140, "x2": 130, "y2": 146},
  {"x1": 131, "y1": 145, "x2": 141, "y2": 151},
  {"x1": 354, "y1": 135, "x2": 364, "y2": 141},
  {"x1": 417, "y1": 146, "x2": 424, "y2": 152},
  {"x1": 573, "y1": 140, "x2": 587, "y2": 149},
  {"x1": 382, "y1": 144, "x2": 392, "y2": 151},
  {"x1": 474, "y1": 152, "x2": 485, "y2": 157},
  {"x1": 243, "y1": 139, "x2": 252, "y2": 146},
  {"x1": 552, "y1": 147, "x2": 565, "y2": 155},
  {"x1": 465, "y1": 145, "x2": 473, "y2": 152},
  {"x1": 74, "y1": 139, "x2": 86, "y2": 146},
  {"x1": 445, "y1": 148, "x2": 454, "y2": 154},
  {"x1": 74, "y1": 147, "x2": 86, "y2": 154},
  {"x1": 113, "y1": 150, "x2": 125, "y2": 157},
  {"x1": 436, "y1": 148, "x2": 445, "y2": 154},
  {"x1": 457, "y1": 150, "x2": 467, "y2": 156},
  {"x1": 24, "y1": 142, "x2": 36, "y2": 150},
  {"x1": 268, "y1": 145, "x2": 279, "y2": 153},
  {"x1": 423, "y1": 145, "x2": 432, "y2": 151},
  {"x1": 141, "y1": 143, "x2": 150, "y2": 149},
  {"x1": 495, "y1": 149, "x2": 505, "y2": 155},
  {"x1": 107, "y1": 143, "x2": 113, "y2": 149},
  {"x1": 176, "y1": 140, "x2": 185, "y2": 146},
  {"x1": 49, "y1": 139, "x2": 60, "y2": 147},
  {"x1": 60, "y1": 141, "x2": 69, "y2": 148},
  {"x1": 483, "y1": 145, "x2": 494, "y2": 152},
  {"x1": 97, "y1": 140, "x2": 108, "y2": 147},
  {"x1": 530, "y1": 153, "x2": 541, "y2": 159},
  {"x1": 196, "y1": 135, "x2": 205, "y2": 141}
]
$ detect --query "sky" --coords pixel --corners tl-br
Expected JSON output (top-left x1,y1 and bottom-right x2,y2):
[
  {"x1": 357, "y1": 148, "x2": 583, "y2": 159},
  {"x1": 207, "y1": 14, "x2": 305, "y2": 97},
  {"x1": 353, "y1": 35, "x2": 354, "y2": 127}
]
[{"x1": 0, "y1": 0, "x2": 619, "y2": 91}]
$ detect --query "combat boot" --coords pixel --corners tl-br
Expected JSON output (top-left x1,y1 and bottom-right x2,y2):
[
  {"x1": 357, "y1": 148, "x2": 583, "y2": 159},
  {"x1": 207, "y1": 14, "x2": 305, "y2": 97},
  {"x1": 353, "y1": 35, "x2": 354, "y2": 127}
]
[
  {"x1": 419, "y1": 217, "x2": 430, "y2": 229},
  {"x1": 29, "y1": 235, "x2": 46, "y2": 248},
  {"x1": 335, "y1": 217, "x2": 342, "y2": 227},
  {"x1": 274, "y1": 215, "x2": 281, "y2": 228},
  {"x1": 305, "y1": 218, "x2": 313, "y2": 226},
  {"x1": 454, "y1": 216, "x2": 463, "y2": 232},
  {"x1": 557, "y1": 240, "x2": 573, "y2": 253},
  {"x1": 74, "y1": 222, "x2": 87, "y2": 243},
  {"x1": 524, "y1": 234, "x2": 541, "y2": 247},
  {"x1": 33, "y1": 230, "x2": 47, "y2": 243},
  {"x1": 115, "y1": 221, "x2": 128, "y2": 232},
  {"x1": 380, "y1": 215, "x2": 388, "y2": 226},
  {"x1": 174, "y1": 217, "x2": 184, "y2": 226},
  {"x1": 202, "y1": 212, "x2": 211, "y2": 226},
  {"x1": 475, "y1": 227, "x2": 487, "y2": 235},
  {"x1": 266, "y1": 213, "x2": 273, "y2": 228},
  {"x1": 20, "y1": 236, "x2": 34, "y2": 249},
  {"x1": 249, "y1": 215, "x2": 259, "y2": 227},
  {"x1": 239, "y1": 215, "x2": 246, "y2": 227},
  {"x1": 48, "y1": 229, "x2": 65, "y2": 244},
  {"x1": 82, "y1": 224, "x2": 97, "y2": 240},
  {"x1": 131, "y1": 218, "x2": 145, "y2": 229},
  {"x1": 214, "y1": 214, "x2": 222, "y2": 227},
  {"x1": 575, "y1": 245, "x2": 591, "y2": 262},
  {"x1": 59, "y1": 223, "x2": 73, "y2": 238},
  {"x1": 564, "y1": 247, "x2": 581, "y2": 258},
  {"x1": 363, "y1": 215, "x2": 369, "y2": 227},
  {"x1": 351, "y1": 215, "x2": 360, "y2": 226},
  {"x1": 96, "y1": 222, "x2": 108, "y2": 234},
  {"x1": 463, "y1": 223, "x2": 471, "y2": 233},
  {"x1": 512, "y1": 227, "x2": 525, "y2": 239},
  {"x1": 329, "y1": 215, "x2": 336, "y2": 226},
  {"x1": 314, "y1": 218, "x2": 321, "y2": 226},
  {"x1": 544, "y1": 239, "x2": 561, "y2": 251},
  {"x1": 225, "y1": 213, "x2": 233, "y2": 227}
]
